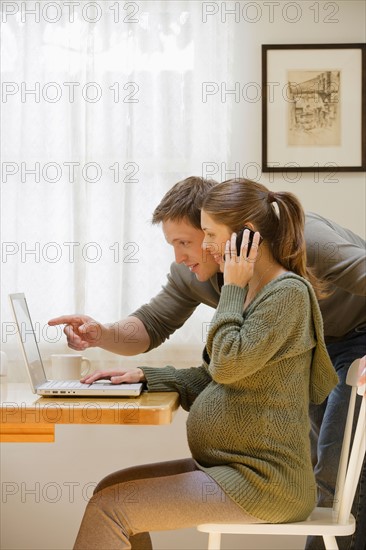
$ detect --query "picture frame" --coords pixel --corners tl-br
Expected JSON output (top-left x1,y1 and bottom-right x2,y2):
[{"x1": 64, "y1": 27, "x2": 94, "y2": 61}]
[{"x1": 261, "y1": 44, "x2": 366, "y2": 172}]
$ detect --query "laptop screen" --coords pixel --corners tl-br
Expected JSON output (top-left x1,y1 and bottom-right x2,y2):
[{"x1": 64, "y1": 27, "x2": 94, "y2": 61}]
[{"x1": 9, "y1": 293, "x2": 47, "y2": 389}]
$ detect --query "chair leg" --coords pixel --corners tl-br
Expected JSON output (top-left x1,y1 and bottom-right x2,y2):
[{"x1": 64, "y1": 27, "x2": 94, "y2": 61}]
[
  {"x1": 207, "y1": 532, "x2": 222, "y2": 550},
  {"x1": 322, "y1": 535, "x2": 339, "y2": 550}
]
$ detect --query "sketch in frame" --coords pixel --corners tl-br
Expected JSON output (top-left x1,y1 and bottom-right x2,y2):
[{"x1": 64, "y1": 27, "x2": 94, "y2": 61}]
[{"x1": 288, "y1": 70, "x2": 340, "y2": 147}]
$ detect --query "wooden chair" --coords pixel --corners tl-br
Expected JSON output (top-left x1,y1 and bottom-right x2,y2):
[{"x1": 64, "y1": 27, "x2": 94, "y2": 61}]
[{"x1": 197, "y1": 358, "x2": 366, "y2": 550}]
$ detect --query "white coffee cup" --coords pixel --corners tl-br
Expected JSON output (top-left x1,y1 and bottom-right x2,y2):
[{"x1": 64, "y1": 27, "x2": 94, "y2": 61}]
[{"x1": 50, "y1": 354, "x2": 91, "y2": 380}]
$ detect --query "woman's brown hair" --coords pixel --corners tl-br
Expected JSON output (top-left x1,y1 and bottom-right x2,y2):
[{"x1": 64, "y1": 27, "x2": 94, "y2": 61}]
[{"x1": 202, "y1": 178, "x2": 328, "y2": 298}]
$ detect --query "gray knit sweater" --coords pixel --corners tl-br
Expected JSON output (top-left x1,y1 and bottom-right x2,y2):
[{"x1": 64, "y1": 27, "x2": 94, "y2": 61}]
[{"x1": 141, "y1": 273, "x2": 338, "y2": 523}]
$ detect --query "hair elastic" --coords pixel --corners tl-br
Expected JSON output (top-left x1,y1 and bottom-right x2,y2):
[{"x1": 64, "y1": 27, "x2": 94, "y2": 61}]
[{"x1": 267, "y1": 191, "x2": 276, "y2": 203}]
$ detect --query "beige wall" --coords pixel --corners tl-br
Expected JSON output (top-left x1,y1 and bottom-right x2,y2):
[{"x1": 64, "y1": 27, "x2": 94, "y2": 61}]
[
  {"x1": 228, "y1": 0, "x2": 366, "y2": 237},
  {"x1": 1, "y1": 2, "x2": 365, "y2": 549}
]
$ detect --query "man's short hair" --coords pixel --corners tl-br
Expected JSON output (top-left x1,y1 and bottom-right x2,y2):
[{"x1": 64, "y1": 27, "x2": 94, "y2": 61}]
[{"x1": 152, "y1": 176, "x2": 218, "y2": 229}]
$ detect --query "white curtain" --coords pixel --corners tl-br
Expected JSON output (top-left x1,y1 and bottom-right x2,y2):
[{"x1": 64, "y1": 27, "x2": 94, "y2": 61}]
[{"x1": 1, "y1": 1, "x2": 232, "y2": 366}]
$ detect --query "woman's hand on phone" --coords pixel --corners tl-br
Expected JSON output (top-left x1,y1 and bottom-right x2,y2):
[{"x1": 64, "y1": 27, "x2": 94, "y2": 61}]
[{"x1": 223, "y1": 229, "x2": 261, "y2": 287}]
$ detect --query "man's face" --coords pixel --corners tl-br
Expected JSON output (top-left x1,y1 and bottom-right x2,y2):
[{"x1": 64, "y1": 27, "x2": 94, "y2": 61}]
[{"x1": 162, "y1": 218, "x2": 219, "y2": 282}]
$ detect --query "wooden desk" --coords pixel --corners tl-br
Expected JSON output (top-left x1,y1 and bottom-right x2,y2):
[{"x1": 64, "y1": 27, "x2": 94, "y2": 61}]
[{"x1": 0, "y1": 383, "x2": 180, "y2": 443}]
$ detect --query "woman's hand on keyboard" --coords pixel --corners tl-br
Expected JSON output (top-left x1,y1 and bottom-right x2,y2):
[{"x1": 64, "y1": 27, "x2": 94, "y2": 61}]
[{"x1": 80, "y1": 368, "x2": 146, "y2": 385}]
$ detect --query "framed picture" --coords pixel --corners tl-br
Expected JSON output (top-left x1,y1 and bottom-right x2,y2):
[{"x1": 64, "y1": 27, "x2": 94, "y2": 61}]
[{"x1": 262, "y1": 44, "x2": 366, "y2": 172}]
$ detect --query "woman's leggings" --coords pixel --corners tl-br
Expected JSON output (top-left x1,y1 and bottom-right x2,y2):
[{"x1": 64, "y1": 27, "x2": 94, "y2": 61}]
[{"x1": 73, "y1": 458, "x2": 262, "y2": 549}]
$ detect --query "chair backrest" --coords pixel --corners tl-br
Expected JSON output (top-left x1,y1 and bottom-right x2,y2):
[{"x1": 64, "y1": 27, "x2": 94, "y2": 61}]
[{"x1": 333, "y1": 358, "x2": 366, "y2": 524}]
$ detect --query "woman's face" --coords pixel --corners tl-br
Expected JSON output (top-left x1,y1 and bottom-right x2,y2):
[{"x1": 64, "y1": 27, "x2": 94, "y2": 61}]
[{"x1": 201, "y1": 210, "x2": 232, "y2": 271}]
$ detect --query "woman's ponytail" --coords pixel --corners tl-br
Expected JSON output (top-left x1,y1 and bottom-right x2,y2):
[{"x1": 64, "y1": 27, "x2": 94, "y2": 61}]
[
  {"x1": 268, "y1": 191, "x2": 329, "y2": 298},
  {"x1": 268, "y1": 191, "x2": 307, "y2": 276}
]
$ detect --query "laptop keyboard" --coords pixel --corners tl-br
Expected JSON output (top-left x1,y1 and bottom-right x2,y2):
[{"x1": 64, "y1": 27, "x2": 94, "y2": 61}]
[{"x1": 45, "y1": 380, "x2": 90, "y2": 389}]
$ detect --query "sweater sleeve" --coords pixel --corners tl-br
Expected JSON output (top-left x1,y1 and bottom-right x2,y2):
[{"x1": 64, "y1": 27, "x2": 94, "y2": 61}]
[
  {"x1": 139, "y1": 364, "x2": 212, "y2": 411},
  {"x1": 206, "y1": 281, "x2": 315, "y2": 384}
]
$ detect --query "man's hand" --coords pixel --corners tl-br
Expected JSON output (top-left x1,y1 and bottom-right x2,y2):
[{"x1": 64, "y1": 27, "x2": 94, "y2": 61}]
[
  {"x1": 48, "y1": 314, "x2": 151, "y2": 356},
  {"x1": 81, "y1": 368, "x2": 146, "y2": 385},
  {"x1": 48, "y1": 315, "x2": 105, "y2": 351}
]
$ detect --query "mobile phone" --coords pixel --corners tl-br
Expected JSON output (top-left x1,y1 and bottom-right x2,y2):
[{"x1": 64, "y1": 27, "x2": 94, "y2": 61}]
[{"x1": 236, "y1": 226, "x2": 262, "y2": 257}]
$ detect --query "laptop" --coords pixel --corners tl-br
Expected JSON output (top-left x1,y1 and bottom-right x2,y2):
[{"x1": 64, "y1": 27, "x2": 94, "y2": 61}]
[{"x1": 9, "y1": 293, "x2": 143, "y2": 397}]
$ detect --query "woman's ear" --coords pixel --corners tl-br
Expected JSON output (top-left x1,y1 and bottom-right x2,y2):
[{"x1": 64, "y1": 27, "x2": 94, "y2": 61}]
[{"x1": 242, "y1": 222, "x2": 255, "y2": 232}]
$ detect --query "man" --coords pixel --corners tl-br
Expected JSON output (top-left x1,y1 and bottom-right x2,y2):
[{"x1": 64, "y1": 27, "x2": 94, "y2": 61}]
[{"x1": 49, "y1": 176, "x2": 366, "y2": 550}]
